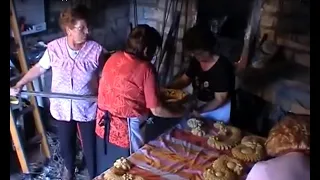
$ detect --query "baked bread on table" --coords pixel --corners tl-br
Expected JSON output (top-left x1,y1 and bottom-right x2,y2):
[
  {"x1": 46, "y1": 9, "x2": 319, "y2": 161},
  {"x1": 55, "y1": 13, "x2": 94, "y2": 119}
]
[
  {"x1": 191, "y1": 126, "x2": 206, "y2": 136},
  {"x1": 187, "y1": 118, "x2": 203, "y2": 129},
  {"x1": 113, "y1": 157, "x2": 132, "y2": 175},
  {"x1": 212, "y1": 155, "x2": 244, "y2": 176},
  {"x1": 203, "y1": 167, "x2": 237, "y2": 180},
  {"x1": 231, "y1": 139, "x2": 266, "y2": 163},
  {"x1": 187, "y1": 118, "x2": 206, "y2": 136},
  {"x1": 207, "y1": 122, "x2": 242, "y2": 150},
  {"x1": 97, "y1": 157, "x2": 144, "y2": 180},
  {"x1": 241, "y1": 135, "x2": 266, "y2": 146},
  {"x1": 98, "y1": 170, "x2": 144, "y2": 180}
]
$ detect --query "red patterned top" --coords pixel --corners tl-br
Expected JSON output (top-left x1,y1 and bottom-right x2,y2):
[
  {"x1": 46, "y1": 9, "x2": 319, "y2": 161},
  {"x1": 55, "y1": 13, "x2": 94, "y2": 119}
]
[{"x1": 96, "y1": 52, "x2": 159, "y2": 148}]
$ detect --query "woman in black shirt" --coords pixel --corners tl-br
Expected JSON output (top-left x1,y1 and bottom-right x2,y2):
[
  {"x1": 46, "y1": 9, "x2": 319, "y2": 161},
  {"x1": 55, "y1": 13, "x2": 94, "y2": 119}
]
[{"x1": 168, "y1": 25, "x2": 235, "y2": 123}]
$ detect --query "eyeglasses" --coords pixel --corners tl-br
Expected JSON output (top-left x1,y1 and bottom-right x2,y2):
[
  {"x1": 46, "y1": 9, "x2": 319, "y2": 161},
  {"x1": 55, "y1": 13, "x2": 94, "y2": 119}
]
[{"x1": 73, "y1": 25, "x2": 89, "y2": 33}]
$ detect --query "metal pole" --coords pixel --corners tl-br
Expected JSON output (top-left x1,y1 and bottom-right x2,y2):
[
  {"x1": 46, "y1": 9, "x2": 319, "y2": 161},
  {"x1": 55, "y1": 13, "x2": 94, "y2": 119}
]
[{"x1": 20, "y1": 90, "x2": 98, "y2": 102}]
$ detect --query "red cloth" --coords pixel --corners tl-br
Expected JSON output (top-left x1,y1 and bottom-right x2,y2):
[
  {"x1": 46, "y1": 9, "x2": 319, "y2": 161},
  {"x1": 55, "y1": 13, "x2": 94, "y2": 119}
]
[{"x1": 95, "y1": 52, "x2": 159, "y2": 148}]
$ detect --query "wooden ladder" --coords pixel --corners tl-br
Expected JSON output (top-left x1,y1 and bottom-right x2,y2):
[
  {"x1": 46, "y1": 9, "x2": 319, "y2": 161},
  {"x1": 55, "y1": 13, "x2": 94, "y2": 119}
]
[{"x1": 10, "y1": 0, "x2": 51, "y2": 175}]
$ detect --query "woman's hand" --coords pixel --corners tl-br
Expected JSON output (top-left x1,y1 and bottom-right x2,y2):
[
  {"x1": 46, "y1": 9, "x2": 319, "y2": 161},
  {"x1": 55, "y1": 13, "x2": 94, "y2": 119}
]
[
  {"x1": 10, "y1": 85, "x2": 22, "y2": 96},
  {"x1": 191, "y1": 110, "x2": 201, "y2": 118}
]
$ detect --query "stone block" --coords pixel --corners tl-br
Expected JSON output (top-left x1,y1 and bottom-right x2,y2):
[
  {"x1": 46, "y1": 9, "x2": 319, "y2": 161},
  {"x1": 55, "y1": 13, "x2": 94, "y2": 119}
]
[
  {"x1": 262, "y1": 3, "x2": 279, "y2": 13},
  {"x1": 264, "y1": 0, "x2": 280, "y2": 9},
  {"x1": 175, "y1": 40, "x2": 183, "y2": 53},
  {"x1": 157, "y1": 0, "x2": 168, "y2": 9},
  {"x1": 143, "y1": 7, "x2": 165, "y2": 21},
  {"x1": 260, "y1": 15, "x2": 277, "y2": 27},
  {"x1": 178, "y1": 27, "x2": 186, "y2": 39},
  {"x1": 294, "y1": 53, "x2": 310, "y2": 67},
  {"x1": 129, "y1": 6, "x2": 145, "y2": 22},
  {"x1": 282, "y1": 0, "x2": 309, "y2": 15},
  {"x1": 137, "y1": 0, "x2": 158, "y2": 6},
  {"x1": 260, "y1": 28, "x2": 275, "y2": 41},
  {"x1": 283, "y1": 48, "x2": 294, "y2": 61},
  {"x1": 276, "y1": 37, "x2": 310, "y2": 52},
  {"x1": 105, "y1": 5, "x2": 130, "y2": 20},
  {"x1": 174, "y1": 53, "x2": 182, "y2": 66},
  {"x1": 295, "y1": 34, "x2": 310, "y2": 46}
]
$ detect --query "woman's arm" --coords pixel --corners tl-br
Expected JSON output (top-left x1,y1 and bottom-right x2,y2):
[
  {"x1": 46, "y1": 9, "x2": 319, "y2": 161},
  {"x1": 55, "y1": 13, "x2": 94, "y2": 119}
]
[
  {"x1": 197, "y1": 92, "x2": 229, "y2": 113},
  {"x1": 166, "y1": 58, "x2": 197, "y2": 89},
  {"x1": 11, "y1": 50, "x2": 50, "y2": 96},
  {"x1": 144, "y1": 66, "x2": 184, "y2": 118},
  {"x1": 166, "y1": 74, "x2": 192, "y2": 89}
]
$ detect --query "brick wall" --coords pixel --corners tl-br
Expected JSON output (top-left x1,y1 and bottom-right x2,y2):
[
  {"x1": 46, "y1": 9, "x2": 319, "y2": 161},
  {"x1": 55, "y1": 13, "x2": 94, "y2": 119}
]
[{"x1": 259, "y1": 0, "x2": 310, "y2": 67}]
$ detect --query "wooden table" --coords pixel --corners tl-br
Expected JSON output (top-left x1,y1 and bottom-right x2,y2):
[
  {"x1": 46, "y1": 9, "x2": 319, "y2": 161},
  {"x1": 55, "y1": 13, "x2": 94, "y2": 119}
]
[{"x1": 95, "y1": 119, "x2": 257, "y2": 180}]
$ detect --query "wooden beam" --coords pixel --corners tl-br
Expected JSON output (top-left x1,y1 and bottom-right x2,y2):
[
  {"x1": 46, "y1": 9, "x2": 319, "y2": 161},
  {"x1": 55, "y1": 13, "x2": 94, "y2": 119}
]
[
  {"x1": 10, "y1": 110, "x2": 30, "y2": 174},
  {"x1": 10, "y1": 0, "x2": 51, "y2": 159}
]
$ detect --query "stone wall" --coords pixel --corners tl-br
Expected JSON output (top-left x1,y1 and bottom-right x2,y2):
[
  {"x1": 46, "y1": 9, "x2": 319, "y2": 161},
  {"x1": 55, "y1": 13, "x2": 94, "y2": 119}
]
[
  {"x1": 25, "y1": 0, "x2": 131, "y2": 50},
  {"x1": 129, "y1": 0, "x2": 198, "y2": 77},
  {"x1": 24, "y1": 0, "x2": 197, "y2": 78},
  {"x1": 259, "y1": 0, "x2": 310, "y2": 67}
]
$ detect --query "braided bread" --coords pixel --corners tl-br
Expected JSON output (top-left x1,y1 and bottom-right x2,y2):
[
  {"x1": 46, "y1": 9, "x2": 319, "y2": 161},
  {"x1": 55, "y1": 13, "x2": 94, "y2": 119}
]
[
  {"x1": 207, "y1": 123, "x2": 242, "y2": 150},
  {"x1": 187, "y1": 118, "x2": 203, "y2": 129},
  {"x1": 212, "y1": 155, "x2": 244, "y2": 176},
  {"x1": 231, "y1": 141, "x2": 266, "y2": 162},
  {"x1": 191, "y1": 127, "x2": 206, "y2": 137},
  {"x1": 241, "y1": 135, "x2": 266, "y2": 146},
  {"x1": 203, "y1": 167, "x2": 237, "y2": 180},
  {"x1": 112, "y1": 157, "x2": 132, "y2": 175}
]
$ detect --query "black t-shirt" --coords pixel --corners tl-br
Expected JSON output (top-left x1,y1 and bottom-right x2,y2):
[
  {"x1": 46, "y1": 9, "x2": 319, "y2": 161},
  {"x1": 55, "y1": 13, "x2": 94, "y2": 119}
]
[{"x1": 186, "y1": 56, "x2": 235, "y2": 102}]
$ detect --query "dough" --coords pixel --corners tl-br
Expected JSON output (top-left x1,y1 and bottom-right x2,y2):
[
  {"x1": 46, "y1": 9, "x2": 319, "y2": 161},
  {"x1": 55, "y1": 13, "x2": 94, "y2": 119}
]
[
  {"x1": 208, "y1": 136, "x2": 233, "y2": 150},
  {"x1": 213, "y1": 121, "x2": 225, "y2": 129},
  {"x1": 113, "y1": 157, "x2": 132, "y2": 175},
  {"x1": 241, "y1": 135, "x2": 266, "y2": 146},
  {"x1": 187, "y1": 118, "x2": 203, "y2": 128},
  {"x1": 231, "y1": 141, "x2": 266, "y2": 162},
  {"x1": 191, "y1": 127, "x2": 206, "y2": 136},
  {"x1": 102, "y1": 170, "x2": 144, "y2": 180},
  {"x1": 162, "y1": 89, "x2": 186, "y2": 102},
  {"x1": 212, "y1": 155, "x2": 244, "y2": 176},
  {"x1": 203, "y1": 168, "x2": 236, "y2": 180},
  {"x1": 207, "y1": 124, "x2": 242, "y2": 150},
  {"x1": 122, "y1": 173, "x2": 144, "y2": 180},
  {"x1": 103, "y1": 169, "x2": 121, "y2": 180}
]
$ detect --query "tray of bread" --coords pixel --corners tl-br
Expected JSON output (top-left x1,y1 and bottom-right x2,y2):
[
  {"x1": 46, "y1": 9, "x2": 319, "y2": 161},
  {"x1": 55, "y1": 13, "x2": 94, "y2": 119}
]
[
  {"x1": 160, "y1": 88, "x2": 188, "y2": 103},
  {"x1": 185, "y1": 118, "x2": 268, "y2": 180}
]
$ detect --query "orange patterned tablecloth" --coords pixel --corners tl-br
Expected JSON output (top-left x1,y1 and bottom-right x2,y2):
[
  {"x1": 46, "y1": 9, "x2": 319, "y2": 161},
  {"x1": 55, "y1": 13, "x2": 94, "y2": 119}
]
[{"x1": 100, "y1": 121, "x2": 256, "y2": 180}]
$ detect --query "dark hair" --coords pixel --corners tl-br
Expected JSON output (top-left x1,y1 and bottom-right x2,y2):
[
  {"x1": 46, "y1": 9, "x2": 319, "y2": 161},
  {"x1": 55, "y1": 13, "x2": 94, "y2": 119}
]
[
  {"x1": 125, "y1": 24, "x2": 162, "y2": 61},
  {"x1": 59, "y1": 5, "x2": 90, "y2": 33},
  {"x1": 183, "y1": 25, "x2": 217, "y2": 54}
]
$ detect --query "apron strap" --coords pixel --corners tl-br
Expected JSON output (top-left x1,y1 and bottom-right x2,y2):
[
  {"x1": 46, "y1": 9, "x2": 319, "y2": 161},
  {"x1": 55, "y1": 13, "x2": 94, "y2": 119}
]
[
  {"x1": 98, "y1": 107, "x2": 110, "y2": 155},
  {"x1": 98, "y1": 107, "x2": 149, "y2": 154}
]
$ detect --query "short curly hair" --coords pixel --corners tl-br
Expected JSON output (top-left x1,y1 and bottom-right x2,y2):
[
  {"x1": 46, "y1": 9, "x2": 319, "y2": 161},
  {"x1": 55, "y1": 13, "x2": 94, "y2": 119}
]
[
  {"x1": 265, "y1": 115, "x2": 310, "y2": 157},
  {"x1": 59, "y1": 5, "x2": 89, "y2": 33}
]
